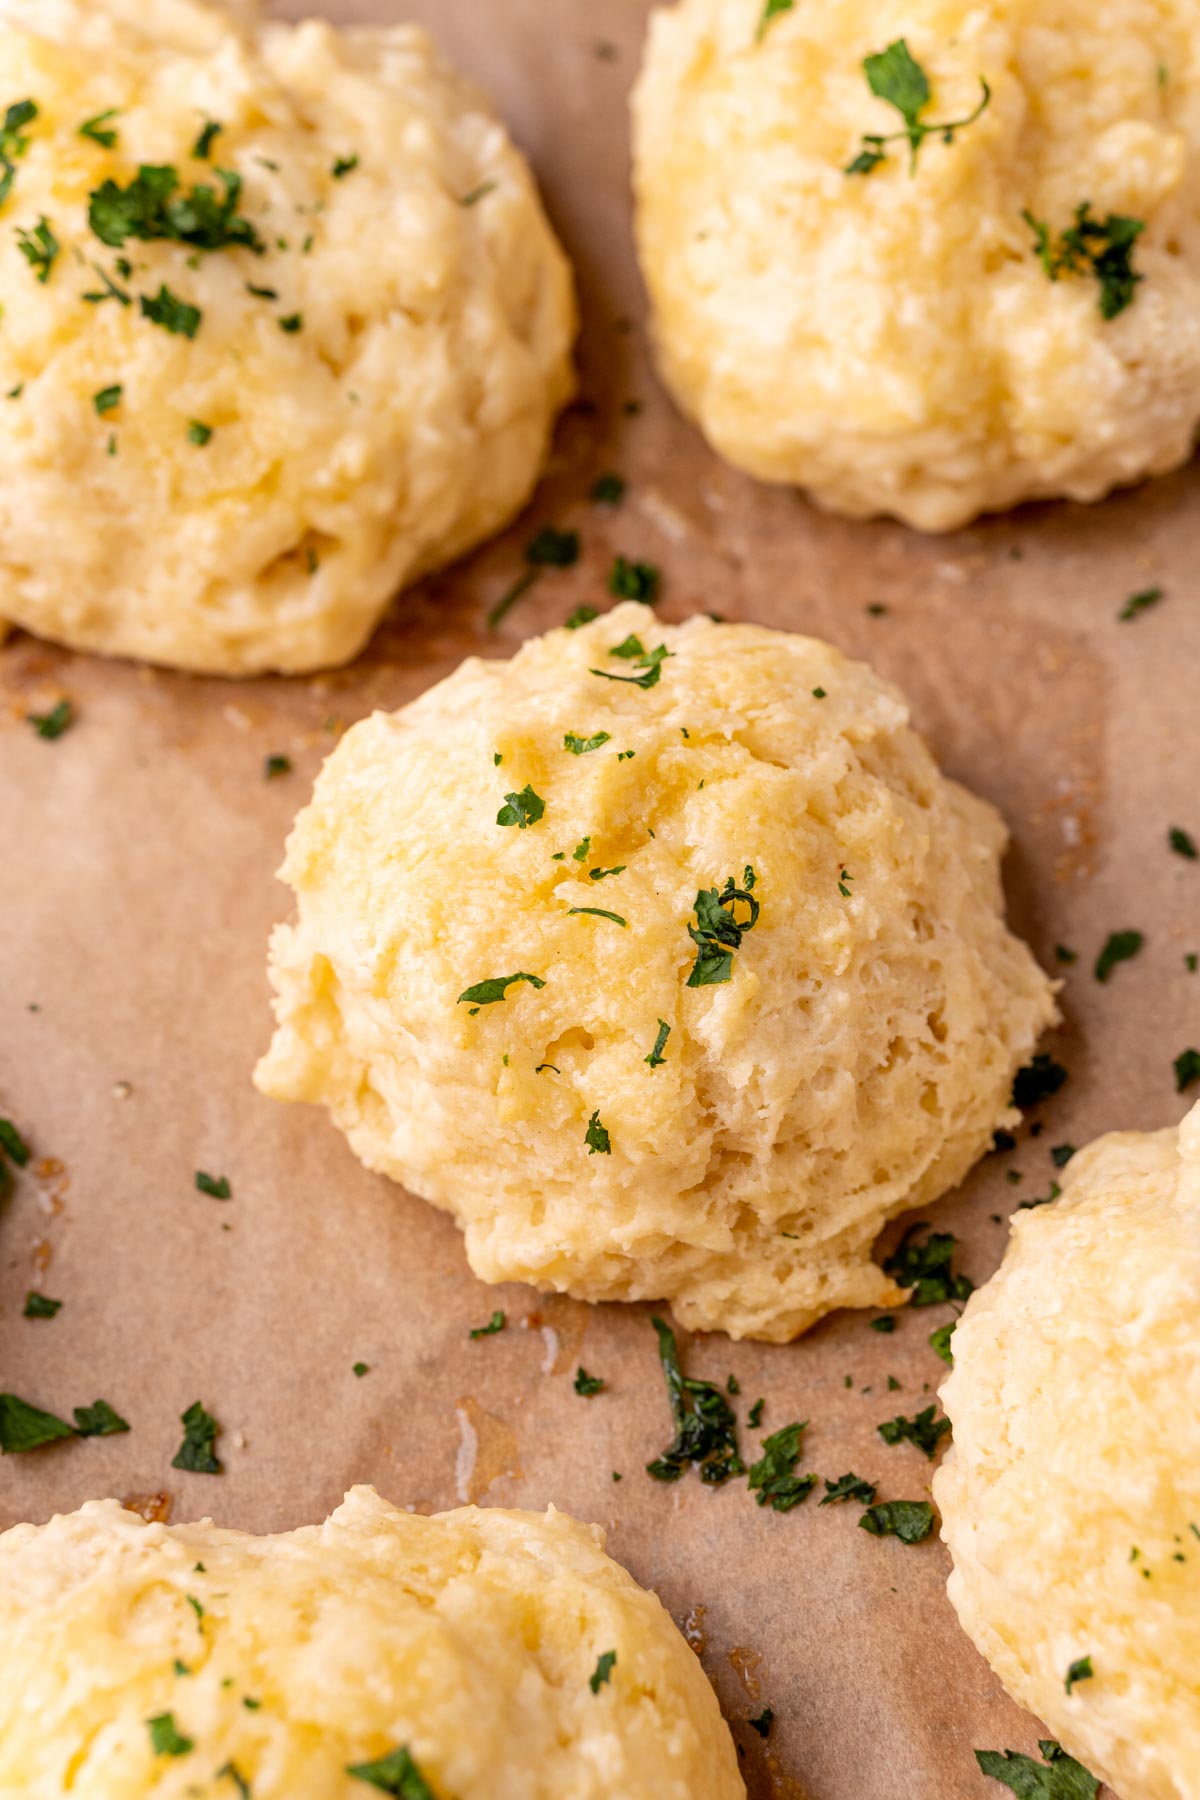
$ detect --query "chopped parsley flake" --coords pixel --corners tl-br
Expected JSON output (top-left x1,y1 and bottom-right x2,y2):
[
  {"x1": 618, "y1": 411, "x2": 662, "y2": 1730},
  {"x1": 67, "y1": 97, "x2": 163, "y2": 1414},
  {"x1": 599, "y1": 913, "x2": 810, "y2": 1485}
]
[
  {"x1": 757, "y1": 0, "x2": 794, "y2": 40},
  {"x1": 858, "y1": 1499, "x2": 935, "y2": 1544},
  {"x1": 496, "y1": 784, "x2": 545, "y2": 829},
  {"x1": 589, "y1": 1650, "x2": 617, "y2": 1693},
  {"x1": 93, "y1": 384, "x2": 122, "y2": 415},
  {"x1": 1023, "y1": 202, "x2": 1144, "y2": 320},
  {"x1": 332, "y1": 154, "x2": 360, "y2": 179},
  {"x1": 80, "y1": 110, "x2": 120, "y2": 149},
  {"x1": 574, "y1": 1367, "x2": 605, "y2": 1397},
  {"x1": 564, "y1": 730, "x2": 611, "y2": 754},
  {"x1": 23, "y1": 1292, "x2": 61, "y2": 1319},
  {"x1": 564, "y1": 605, "x2": 598, "y2": 631},
  {"x1": 352, "y1": 1361, "x2": 369, "y2": 1377},
  {"x1": 1119, "y1": 585, "x2": 1163, "y2": 621},
  {"x1": 870, "y1": 1315, "x2": 896, "y2": 1334},
  {"x1": 140, "y1": 285, "x2": 201, "y2": 337},
  {"x1": 264, "y1": 754, "x2": 291, "y2": 779},
  {"x1": 1050, "y1": 1143, "x2": 1076, "y2": 1168},
  {"x1": 883, "y1": 1225, "x2": 972, "y2": 1307},
  {"x1": 218, "y1": 1764, "x2": 251, "y2": 1798},
  {"x1": 171, "y1": 1400, "x2": 222, "y2": 1474},
  {"x1": 747, "y1": 1398, "x2": 765, "y2": 1428},
  {"x1": 1012, "y1": 1053, "x2": 1068, "y2": 1109},
  {"x1": 686, "y1": 875, "x2": 760, "y2": 987},
  {"x1": 15, "y1": 215, "x2": 59, "y2": 283},
  {"x1": 469, "y1": 1310, "x2": 506, "y2": 1339},
  {"x1": 748, "y1": 1422, "x2": 816, "y2": 1511},
  {"x1": 1094, "y1": 929, "x2": 1144, "y2": 982},
  {"x1": 572, "y1": 836, "x2": 592, "y2": 862},
  {"x1": 0, "y1": 1392, "x2": 75, "y2": 1452},
  {"x1": 1174, "y1": 1047, "x2": 1200, "y2": 1092},
  {"x1": 194, "y1": 1170, "x2": 231, "y2": 1199},
  {"x1": 928, "y1": 1320, "x2": 956, "y2": 1366},
  {"x1": 0, "y1": 1118, "x2": 30, "y2": 1165},
  {"x1": 193, "y1": 122, "x2": 223, "y2": 161},
  {"x1": 346, "y1": 1746, "x2": 437, "y2": 1797},
  {"x1": 877, "y1": 1404, "x2": 951, "y2": 1459},
  {"x1": 457, "y1": 971, "x2": 545, "y2": 1007},
  {"x1": 90, "y1": 163, "x2": 262, "y2": 252},
  {"x1": 0, "y1": 100, "x2": 37, "y2": 207},
  {"x1": 590, "y1": 472, "x2": 625, "y2": 504},
  {"x1": 975, "y1": 1740, "x2": 1099, "y2": 1799},
  {"x1": 821, "y1": 1473, "x2": 877, "y2": 1506},
  {"x1": 609, "y1": 556, "x2": 660, "y2": 602},
  {"x1": 1064, "y1": 1656, "x2": 1093, "y2": 1695},
  {"x1": 1169, "y1": 826, "x2": 1197, "y2": 859},
  {"x1": 26, "y1": 698, "x2": 73, "y2": 739},
  {"x1": 646, "y1": 1315, "x2": 744, "y2": 1485},
  {"x1": 645, "y1": 1019, "x2": 671, "y2": 1067},
  {"x1": 459, "y1": 181, "x2": 496, "y2": 208},
  {"x1": 590, "y1": 639, "x2": 671, "y2": 689},
  {"x1": 188, "y1": 419, "x2": 213, "y2": 446},
  {"x1": 847, "y1": 40, "x2": 990, "y2": 176},
  {"x1": 278, "y1": 312, "x2": 303, "y2": 333},
  {"x1": 73, "y1": 1399, "x2": 129, "y2": 1437},
  {"x1": 526, "y1": 525, "x2": 579, "y2": 567},
  {"x1": 569, "y1": 905, "x2": 626, "y2": 926},
  {"x1": 147, "y1": 1713, "x2": 193, "y2": 1758},
  {"x1": 585, "y1": 1111, "x2": 611, "y2": 1155}
]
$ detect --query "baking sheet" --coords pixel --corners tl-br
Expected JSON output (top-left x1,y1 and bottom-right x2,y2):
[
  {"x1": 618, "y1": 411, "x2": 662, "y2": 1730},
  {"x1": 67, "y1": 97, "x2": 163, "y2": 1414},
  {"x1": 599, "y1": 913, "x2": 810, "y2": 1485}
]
[{"x1": 2, "y1": 3, "x2": 1199, "y2": 1795}]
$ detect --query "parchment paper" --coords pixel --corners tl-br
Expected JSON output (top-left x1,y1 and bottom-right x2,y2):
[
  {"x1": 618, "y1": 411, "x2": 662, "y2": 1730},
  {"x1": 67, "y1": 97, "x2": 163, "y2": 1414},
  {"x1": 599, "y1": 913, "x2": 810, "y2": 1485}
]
[{"x1": 2, "y1": 4, "x2": 1198, "y2": 1796}]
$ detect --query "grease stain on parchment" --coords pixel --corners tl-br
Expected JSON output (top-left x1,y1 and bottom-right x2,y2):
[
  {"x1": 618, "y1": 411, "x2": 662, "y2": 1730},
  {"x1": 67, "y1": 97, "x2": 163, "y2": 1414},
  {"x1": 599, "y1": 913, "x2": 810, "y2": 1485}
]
[
  {"x1": 454, "y1": 1397, "x2": 522, "y2": 1503},
  {"x1": 521, "y1": 1292, "x2": 589, "y2": 1375}
]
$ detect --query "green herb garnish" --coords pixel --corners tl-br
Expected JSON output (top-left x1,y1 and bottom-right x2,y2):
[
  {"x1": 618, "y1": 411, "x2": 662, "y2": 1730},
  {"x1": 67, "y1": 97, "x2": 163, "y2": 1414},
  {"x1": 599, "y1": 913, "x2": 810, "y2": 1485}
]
[
  {"x1": 1012, "y1": 1053, "x2": 1068, "y2": 1108},
  {"x1": 332, "y1": 154, "x2": 359, "y2": 179},
  {"x1": 564, "y1": 605, "x2": 598, "y2": 631},
  {"x1": 686, "y1": 874, "x2": 760, "y2": 987},
  {"x1": 590, "y1": 641, "x2": 671, "y2": 690},
  {"x1": 90, "y1": 163, "x2": 262, "y2": 252},
  {"x1": 0, "y1": 1392, "x2": 75, "y2": 1453},
  {"x1": 1064, "y1": 1656, "x2": 1093, "y2": 1695},
  {"x1": 193, "y1": 122, "x2": 223, "y2": 161},
  {"x1": 1169, "y1": 826, "x2": 1197, "y2": 859},
  {"x1": 1023, "y1": 202, "x2": 1144, "y2": 320},
  {"x1": 589, "y1": 1650, "x2": 617, "y2": 1693},
  {"x1": 147, "y1": 1712, "x2": 193, "y2": 1758},
  {"x1": 574, "y1": 1367, "x2": 605, "y2": 1397},
  {"x1": 609, "y1": 556, "x2": 660, "y2": 603},
  {"x1": 1094, "y1": 929, "x2": 1143, "y2": 982},
  {"x1": 73, "y1": 1398, "x2": 130, "y2": 1437},
  {"x1": 858, "y1": 1499, "x2": 935, "y2": 1543},
  {"x1": 1174, "y1": 1047, "x2": 1200, "y2": 1092},
  {"x1": 188, "y1": 419, "x2": 213, "y2": 445},
  {"x1": 526, "y1": 525, "x2": 579, "y2": 567},
  {"x1": 26, "y1": 698, "x2": 73, "y2": 739},
  {"x1": 16, "y1": 216, "x2": 59, "y2": 283},
  {"x1": 93, "y1": 384, "x2": 122, "y2": 415},
  {"x1": 757, "y1": 0, "x2": 794, "y2": 40},
  {"x1": 496, "y1": 784, "x2": 545, "y2": 829},
  {"x1": 645, "y1": 1019, "x2": 671, "y2": 1067},
  {"x1": 564, "y1": 731, "x2": 611, "y2": 755},
  {"x1": 1118, "y1": 584, "x2": 1163, "y2": 620},
  {"x1": 346, "y1": 1746, "x2": 437, "y2": 1797},
  {"x1": 140, "y1": 284, "x2": 201, "y2": 337},
  {"x1": 0, "y1": 100, "x2": 38, "y2": 207},
  {"x1": 877, "y1": 1404, "x2": 951, "y2": 1459},
  {"x1": 928, "y1": 1320, "x2": 956, "y2": 1365},
  {"x1": 883, "y1": 1225, "x2": 972, "y2": 1307},
  {"x1": 568, "y1": 906, "x2": 626, "y2": 927},
  {"x1": 821, "y1": 1473, "x2": 876, "y2": 1506},
  {"x1": 457, "y1": 971, "x2": 545, "y2": 1007},
  {"x1": 0, "y1": 1118, "x2": 30, "y2": 1164},
  {"x1": 975, "y1": 1740, "x2": 1099, "y2": 1799},
  {"x1": 747, "y1": 1422, "x2": 816, "y2": 1511},
  {"x1": 171, "y1": 1400, "x2": 221, "y2": 1474},
  {"x1": 23, "y1": 1292, "x2": 60, "y2": 1318},
  {"x1": 469, "y1": 1310, "x2": 506, "y2": 1339},
  {"x1": 846, "y1": 40, "x2": 990, "y2": 176},
  {"x1": 646, "y1": 1315, "x2": 744, "y2": 1485},
  {"x1": 590, "y1": 472, "x2": 625, "y2": 504},
  {"x1": 195, "y1": 1170, "x2": 231, "y2": 1198},
  {"x1": 80, "y1": 110, "x2": 120, "y2": 149},
  {"x1": 585, "y1": 1111, "x2": 611, "y2": 1154},
  {"x1": 264, "y1": 754, "x2": 291, "y2": 779}
]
